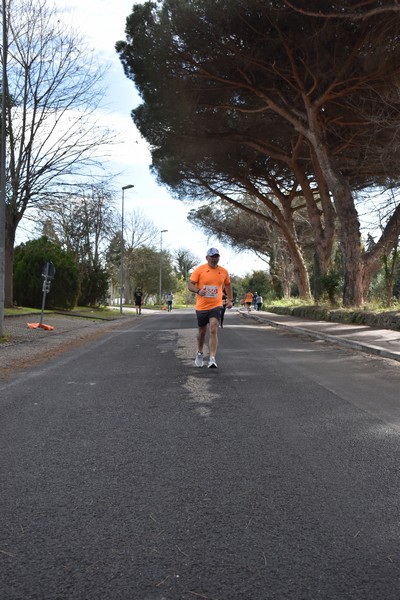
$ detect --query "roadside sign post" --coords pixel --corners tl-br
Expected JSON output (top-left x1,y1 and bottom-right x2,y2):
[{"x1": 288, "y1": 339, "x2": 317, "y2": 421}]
[{"x1": 39, "y1": 262, "x2": 55, "y2": 325}]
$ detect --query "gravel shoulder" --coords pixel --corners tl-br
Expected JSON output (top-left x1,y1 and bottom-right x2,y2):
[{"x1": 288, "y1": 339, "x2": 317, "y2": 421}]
[{"x1": 0, "y1": 313, "x2": 131, "y2": 379}]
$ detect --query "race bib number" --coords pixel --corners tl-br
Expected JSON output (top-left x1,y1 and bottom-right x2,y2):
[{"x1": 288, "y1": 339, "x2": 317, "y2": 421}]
[{"x1": 204, "y1": 285, "x2": 218, "y2": 297}]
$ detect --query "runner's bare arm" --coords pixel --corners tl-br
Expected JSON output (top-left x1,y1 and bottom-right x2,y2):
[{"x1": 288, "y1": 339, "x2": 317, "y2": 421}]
[{"x1": 188, "y1": 280, "x2": 205, "y2": 296}]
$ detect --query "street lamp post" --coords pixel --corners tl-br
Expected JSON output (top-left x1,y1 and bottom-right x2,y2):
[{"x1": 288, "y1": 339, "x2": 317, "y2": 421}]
[
  {"x1": 120, "y1": 184, "x2": 134, "y2": 314},
  {"x1": 159, "y1": 229, "x2": 168, "y2": 305}
]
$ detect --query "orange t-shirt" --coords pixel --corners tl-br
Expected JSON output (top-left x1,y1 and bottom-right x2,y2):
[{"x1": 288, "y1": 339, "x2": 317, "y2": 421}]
[
  {"x1": 244, "y1": 292, "x2": 253, "y2": 304},
  {"x1": 190, "y1": 263, "x2": 231, "y2": 310}
]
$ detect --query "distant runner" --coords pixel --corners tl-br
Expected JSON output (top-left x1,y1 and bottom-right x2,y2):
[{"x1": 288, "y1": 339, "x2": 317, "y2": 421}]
[{"x1": 134, "y1": 288, "x2": 143, "y2": 315}]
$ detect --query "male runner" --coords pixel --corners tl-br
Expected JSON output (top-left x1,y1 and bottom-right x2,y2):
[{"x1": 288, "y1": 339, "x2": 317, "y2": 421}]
[
  {"x1": 188, "y1": 248, "x2": 233, "y2": 369},
  {"x1": 134, "y1": 287, "x2": 143, "y2": 315}
]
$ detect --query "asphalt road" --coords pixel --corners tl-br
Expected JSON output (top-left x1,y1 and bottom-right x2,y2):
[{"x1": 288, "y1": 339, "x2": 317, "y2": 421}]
[{"x1": 1, "y1": 309, "x2": 400, "y2": 600}]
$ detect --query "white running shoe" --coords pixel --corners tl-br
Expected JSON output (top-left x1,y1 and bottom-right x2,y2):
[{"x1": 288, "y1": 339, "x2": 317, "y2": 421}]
[
  {"x1": 208, "y1": 356, "x2": 218, "y2": 369},
  {"x1": 195, "y1": 352, "x2": 204, "y2": 367}
]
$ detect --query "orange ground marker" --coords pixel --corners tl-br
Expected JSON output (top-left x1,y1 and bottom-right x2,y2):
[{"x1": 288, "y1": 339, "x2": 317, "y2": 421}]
[{"x1": 27, "y1": 323, "x2": 55, "y2": 331}]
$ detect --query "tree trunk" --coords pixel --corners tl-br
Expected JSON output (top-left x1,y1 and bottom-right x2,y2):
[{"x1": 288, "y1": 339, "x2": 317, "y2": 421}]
[
  {"x1": 308, "y1": 135, "x2": 364, "y2": 306},
  {"x1": 282, "y1": 224, "x2": 312, "y2": 300},
  {"x1": 4, "y1": 213, "x2": 17, "y2": 308},
  {"x1": 360, "y1": 205, "x2": 400, "y2": 303},
  {"x1": 293, "y1": 256, "x2": 312, "y2": 299},
  {"x1": 383, "y1": 253, "x2": 395, "y2": 307},
  {"x1": 294, "y1": 159, "x2": 336, "y2": 301},
  {"x1": 331, "y1": 182, "x2": 364, "y2": 306}
]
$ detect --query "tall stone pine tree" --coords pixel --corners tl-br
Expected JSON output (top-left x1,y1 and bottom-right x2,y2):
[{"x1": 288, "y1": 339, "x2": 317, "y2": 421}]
[{"x1": 117, "y1": 0, "x2": 400, "y2": 306}]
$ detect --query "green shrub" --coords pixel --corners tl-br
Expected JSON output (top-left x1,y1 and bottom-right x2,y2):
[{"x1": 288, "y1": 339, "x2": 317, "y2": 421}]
[
  {"x1": 264, "y1": 302, "x2": 400, "y2": 331},
  {"x1": 78, "y1": 263, "x2": 109, "y2": 307}
]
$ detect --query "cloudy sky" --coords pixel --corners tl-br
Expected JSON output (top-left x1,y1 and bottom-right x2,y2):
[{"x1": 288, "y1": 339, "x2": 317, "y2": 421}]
[{"x1": 51, "y1": 0, "x2": 266, "y2": 276}]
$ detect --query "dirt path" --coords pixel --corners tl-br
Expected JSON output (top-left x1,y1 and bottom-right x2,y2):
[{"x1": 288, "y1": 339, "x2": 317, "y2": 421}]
[{"x1": 0, "y1": 314, "x2": 131, "y2": 379}]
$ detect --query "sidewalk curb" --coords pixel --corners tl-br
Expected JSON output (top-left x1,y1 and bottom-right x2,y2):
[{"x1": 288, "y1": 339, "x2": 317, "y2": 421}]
[{"x1": 240, "y1": 311, "x2": 400, "y2": 363}]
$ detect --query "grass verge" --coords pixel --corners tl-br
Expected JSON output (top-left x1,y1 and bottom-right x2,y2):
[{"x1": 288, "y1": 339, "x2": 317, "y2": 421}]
[{"x1": 264, "y1": 302, "x2": 400, "y2": 331}]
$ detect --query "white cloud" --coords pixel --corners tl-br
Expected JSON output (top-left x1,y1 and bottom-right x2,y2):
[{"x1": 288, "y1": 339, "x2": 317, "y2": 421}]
[{"x1": 56, "y1": 0, "x2": 133, "y2": 52}]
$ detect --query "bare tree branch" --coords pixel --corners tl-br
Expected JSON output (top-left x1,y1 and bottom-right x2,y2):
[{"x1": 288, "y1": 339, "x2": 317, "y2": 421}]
[
  {"x1": 283, "y1": 0, "x2": 400, "y2": 19},
  {"x1": 3, "y1": 0, "x2": 117, "y2": 305}
]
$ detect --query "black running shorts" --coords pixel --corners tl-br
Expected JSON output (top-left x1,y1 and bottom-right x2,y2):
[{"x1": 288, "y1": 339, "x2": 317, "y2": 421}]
[{"x1": 196, "y1": 307, "x2": 222, "y2": 327}]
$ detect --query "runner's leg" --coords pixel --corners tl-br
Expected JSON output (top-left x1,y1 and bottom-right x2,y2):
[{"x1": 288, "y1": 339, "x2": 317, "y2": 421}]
[
  {"x1": 197, "y1": 325, "x2": 207, "y2": 353},
  {"x1": 208, "y1": 317, "x2": 219, "y2": 358}
]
